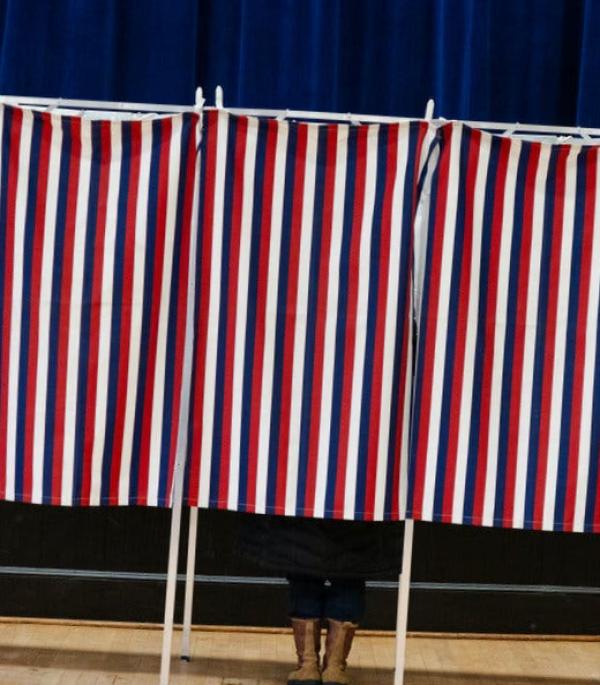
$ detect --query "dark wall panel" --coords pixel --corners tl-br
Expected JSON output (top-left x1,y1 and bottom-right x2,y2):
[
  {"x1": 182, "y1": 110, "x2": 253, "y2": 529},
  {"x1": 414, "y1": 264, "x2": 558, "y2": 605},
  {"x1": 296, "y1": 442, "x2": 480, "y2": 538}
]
[{"x1": 1, "y1": 503, "x2": 600, "y2": 632}]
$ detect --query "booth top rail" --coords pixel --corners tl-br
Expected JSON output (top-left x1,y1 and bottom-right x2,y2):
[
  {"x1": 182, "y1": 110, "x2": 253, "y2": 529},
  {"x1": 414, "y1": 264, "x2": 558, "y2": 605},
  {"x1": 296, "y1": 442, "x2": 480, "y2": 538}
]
[{"x1": 1, "y1": 93, "x2": 600, "y2": 140}]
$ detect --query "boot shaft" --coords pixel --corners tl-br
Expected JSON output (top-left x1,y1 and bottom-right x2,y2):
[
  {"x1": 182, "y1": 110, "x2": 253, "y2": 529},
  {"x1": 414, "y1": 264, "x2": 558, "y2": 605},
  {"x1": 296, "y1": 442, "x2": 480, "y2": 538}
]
[
  {"x1": 288, "y1": 618, "x2": 322, "y2": 685},
  {"x1": 322, "y1": 619, "x2": 357, "y2": 685}
]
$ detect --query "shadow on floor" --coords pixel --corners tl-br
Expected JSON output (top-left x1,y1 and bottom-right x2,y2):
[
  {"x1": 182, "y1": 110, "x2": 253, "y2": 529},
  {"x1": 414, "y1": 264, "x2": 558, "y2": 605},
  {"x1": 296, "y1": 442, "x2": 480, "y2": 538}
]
[{"x1": 0, "y1": 644, "x2": 597, "y2": 685}]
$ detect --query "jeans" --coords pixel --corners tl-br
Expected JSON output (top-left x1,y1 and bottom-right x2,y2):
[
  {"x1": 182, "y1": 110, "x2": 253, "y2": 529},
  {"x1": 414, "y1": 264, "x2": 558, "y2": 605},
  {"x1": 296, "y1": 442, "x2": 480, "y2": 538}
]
[{"x1": 288, "y1": 575, "x2": 366, "y2": 623}]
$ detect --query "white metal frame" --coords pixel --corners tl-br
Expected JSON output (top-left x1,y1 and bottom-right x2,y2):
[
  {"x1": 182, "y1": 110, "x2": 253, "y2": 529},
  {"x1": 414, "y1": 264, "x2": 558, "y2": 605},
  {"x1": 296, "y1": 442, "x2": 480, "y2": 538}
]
[{"x1": 3, "y1": 87, "x2": 600, "y2": 685}]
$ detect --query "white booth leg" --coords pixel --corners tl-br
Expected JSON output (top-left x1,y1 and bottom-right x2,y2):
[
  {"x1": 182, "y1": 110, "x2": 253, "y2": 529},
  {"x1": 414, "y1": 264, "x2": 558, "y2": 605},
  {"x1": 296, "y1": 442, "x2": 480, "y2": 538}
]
[
  {"x1": 394, "y1": 519, "x2": 415, "y2": 685},
  {"x1": 181, "y1": 507, "x2": 199, "y2": 660}
]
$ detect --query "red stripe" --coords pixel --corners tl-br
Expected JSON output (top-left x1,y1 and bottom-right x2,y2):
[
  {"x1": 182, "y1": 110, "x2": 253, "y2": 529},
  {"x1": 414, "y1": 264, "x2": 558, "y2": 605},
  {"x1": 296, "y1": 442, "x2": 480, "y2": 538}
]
[
  {"x1": 109, "y1": 123, "x2": 142, "y2": 500},
  {"x1": 441, "y1": 129, "x2": 481, "y2": 521},
  {"x1": 22, "y1": 114, "x2": 52, "y2": 501},
  {"x1": 411, "y1": 124, "x2": 453, "y2": 519},
  {"x1": 274, "y1": 123, "x2": 308, "y2": 514},
  {"x1": 363, "y1": 125, "x2": 399, "y2": 520},
  {"x1": 533, "y1": 146, "x2": 569, "y2": 528},
  {"x1": 188, "y1": 110, "x2": 219, "y2": 505},
  {"x1": 80, "y1": 121, "x2": 111, "y2": 505},
  {"x1": 0, "y1": 108, "x2": 22, "y2": 500},
  {"x1": 217, "y1": 116, "x2": 248, "y2": 507},
  {"x1": 503, "y1": 144, "x2": 541, "y2": 525},
  {"x1": 392, "y1": 122, "x2": 429, "y2": 519},
  {"x1": 52, "y1": 116, "x2": 82, "y2": 502},
  {"x1": 246, "y1": 119, "x2": 278, "y2": 512},
  {"x1": 333, "y1": 126, "x2": 368, "y2": 515},
  {"x1": 137, "y1": 118, "x2": 172, "y2": 505},
  {"x1": 166, "y1": 117, "x2": 199, "y2": 505},
  {"x1": 564, "y1": 148, "x2": 596, "y2": 530},
  {"x1": 471, "y1": 136, "x2": 511, "y2": 525}
]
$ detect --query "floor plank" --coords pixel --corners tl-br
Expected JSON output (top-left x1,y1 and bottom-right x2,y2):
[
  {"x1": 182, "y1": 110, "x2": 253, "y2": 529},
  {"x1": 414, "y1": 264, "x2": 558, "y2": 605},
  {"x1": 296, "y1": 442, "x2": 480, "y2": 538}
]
[{"x1": 0, "y1": 621, "x2": 598, "y2": 684}]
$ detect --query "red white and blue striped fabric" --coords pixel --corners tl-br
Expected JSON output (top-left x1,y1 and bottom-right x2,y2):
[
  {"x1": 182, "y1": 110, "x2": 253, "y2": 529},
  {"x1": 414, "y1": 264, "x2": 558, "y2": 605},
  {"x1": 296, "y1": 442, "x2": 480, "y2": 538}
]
[
  {"x1": 408, "y1": 122, "x2": 600, "y2": 532},
  {"x1": 187, "y1": 110, "x2": 434, "y2": 520},
  {"x1": 0, "y1": 104, "x2": 201, "y2": 506}
]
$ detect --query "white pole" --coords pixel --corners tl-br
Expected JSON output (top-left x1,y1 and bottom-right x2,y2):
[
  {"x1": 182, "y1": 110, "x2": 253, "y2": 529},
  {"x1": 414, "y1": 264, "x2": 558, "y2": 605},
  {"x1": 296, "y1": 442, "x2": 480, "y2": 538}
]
[
  {"x1": 181, "y1": 507, "x2": 199, "y2": 660},
  {"x1": 159, "y1": 459, "x2": 185, "y2": 685},
  {"x1": 158, "y1": 107, "x2": 201, "y2": 685},
  {"x1": 394, "y1": 519, "x2": 415, "y2": 685}
]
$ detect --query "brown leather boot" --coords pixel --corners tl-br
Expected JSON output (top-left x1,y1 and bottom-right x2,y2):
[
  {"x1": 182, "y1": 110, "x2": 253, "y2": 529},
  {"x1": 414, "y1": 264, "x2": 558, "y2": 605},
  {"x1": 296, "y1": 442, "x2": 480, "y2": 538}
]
[
  {"x1": 321, "y1": 619, "x2": 357, "y2": 685},
  {"x1": 288, "y1": 617, "x2": 322, "y2": 685}
]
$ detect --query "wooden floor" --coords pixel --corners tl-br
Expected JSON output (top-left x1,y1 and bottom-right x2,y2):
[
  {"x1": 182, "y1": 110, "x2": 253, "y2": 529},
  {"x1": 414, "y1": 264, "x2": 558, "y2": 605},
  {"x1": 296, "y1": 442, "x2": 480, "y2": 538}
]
[{"x1": 0, "y1": 619, "x2": 598, "y2": 684}]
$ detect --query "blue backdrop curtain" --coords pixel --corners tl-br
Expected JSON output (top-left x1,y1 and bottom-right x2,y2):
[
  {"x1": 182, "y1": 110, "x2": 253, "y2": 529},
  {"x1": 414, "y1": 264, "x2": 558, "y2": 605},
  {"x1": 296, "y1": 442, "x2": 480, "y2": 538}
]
[{"x1": 0, "y1": 0, "x2": 598, "y2": 125}]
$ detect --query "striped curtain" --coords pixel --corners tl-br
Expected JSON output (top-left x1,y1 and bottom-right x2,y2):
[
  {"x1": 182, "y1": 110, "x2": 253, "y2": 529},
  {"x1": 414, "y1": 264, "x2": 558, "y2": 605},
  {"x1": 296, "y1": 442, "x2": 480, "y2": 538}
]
[
  {"x1": 0, "y1": 104, "x2": 200, "y2": 506},
  {"x1": 408, "y1": 123, "x2": 600, "y2": 532},
  {"x1": 187, "y1": 110, "x2": 434, "y2": 520}
]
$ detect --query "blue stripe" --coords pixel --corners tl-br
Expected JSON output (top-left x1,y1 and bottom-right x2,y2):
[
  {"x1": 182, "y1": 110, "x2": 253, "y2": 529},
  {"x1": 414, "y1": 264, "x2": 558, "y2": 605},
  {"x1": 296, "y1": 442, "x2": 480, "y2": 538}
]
[
  {"x1": 430, "y1": 127, "x2": 470, "y2": 521},
  {"x1": 158, "y1": 116, "x2": 193, "y2": 505},
  {"x1": 555, "y1": 148, "x2": 587, "y2": 529},
  {"x1": 354, "y1": 125, "x2": 388, "y2": 519},
  {"x1": 584, "y1": 296, "x2": 600, "y2": 531},
  {"x1": 237, "y1": 119, "x2": 268, "y2": 511},
  {"x1": 15, "y1": 112, "x2": 43, "y2": 500},
  {"x1": 463, "y1": 134, "x2": 503, "y2": 522},
  {"x1": 295, "y1": 125, "x2": 328, "y2": 516},
  {"x1": 72, "y1": 120, "x2": 102, "y2": 503},
  {"x1": 407, "y1": 129, "x2": 443, "y2": 516},
  {"x1": 493, "y1": 143, "x2": 530, "y2": 523},
  {"x1": 265, "y1": 123, "x2": 298, "y2": 512},
  {"x1": 523, "y1": 147, "x2": 561, "y2": 528},
  {"x1": 324, "y1": 125, "x2": 358, "y2": 517},
  {"x1": 99, "y1": 121, "x2": 131, "y2": 503},
  {"x1": 129, "y1": 119, "x2": 162, "y2": 503},
  {"x1": 209, "y1": 115, "x2": 238, "y2": 506},
  {"x1": 384, "y1": 122, "x2": 420, "y2": 519}
]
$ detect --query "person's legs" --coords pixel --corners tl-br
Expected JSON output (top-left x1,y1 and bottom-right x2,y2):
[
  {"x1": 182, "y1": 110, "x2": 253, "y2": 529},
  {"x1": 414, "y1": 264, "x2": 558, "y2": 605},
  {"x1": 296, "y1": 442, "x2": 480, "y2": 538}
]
[
  {"x1": 323, "y1": 579, "x2": 365, "y2": 623},
  {"x1": 287, "y1": 575, "x2": 325, "y2": 685},
  {"x1": 321, "y1": 579, "x2": 365, "y2": 685}
]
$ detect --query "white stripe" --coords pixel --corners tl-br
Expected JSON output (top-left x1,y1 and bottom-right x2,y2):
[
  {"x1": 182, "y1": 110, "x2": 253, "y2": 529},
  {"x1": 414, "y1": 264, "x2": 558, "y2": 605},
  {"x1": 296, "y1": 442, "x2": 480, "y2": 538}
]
[
  {"x1": 373, "y1": 124, "x2": 409, "y2": 521},
  {"x1": 452, "y1": 132, "x2": 491, "y2": 523},
  {"x1": 344, "y1": 125, "x2": 378, "y2": 519},
  {"x1": 313, "y1": 125, "x2": 348, "y2": 518},
  {"x1": 88, "y1": 123, "x2": 121, "y2": 504},
  {"x1": 5, "y1": 109, "x2": 33, "y2": 501},
  {"x1": 198, "y1": 111, "x2": 229, "y2": 507},
  {"x1": 255, "y1": 120, "x2": 288, "y2": 513},
  {"x1": 512, "y1": 144, "x2": 551, "y2": 528},
  {"x1": 574, "y1": 149, "x2": 600, "y2": 531},
  {"x1": 543, "y1": 146, "x2": 580, "y2": 530},
  {"x1": 421, "y1": 123, "x2": 462, "y2": 520},
  {"x1": 227, "y1": 117, "x2": 258, "y2": 510},
  {"x1": 284, "y1": 124, "x2": 318, "y2": 516},
  {"x1": 482, "y1": 138, "x2": 521, "y2": 527},
  {"x1": 32, "y1": 115, "x2": 62, "y2": 503},
  {"x1": 147, "y1": 116, "x2": 183, "y2": 505},
  {"x1": 118, "y1": 119, "x2": 153, "y2": 504},
  {"x1": 61, "y1": 116, "x2": 92, "y2": 504}
]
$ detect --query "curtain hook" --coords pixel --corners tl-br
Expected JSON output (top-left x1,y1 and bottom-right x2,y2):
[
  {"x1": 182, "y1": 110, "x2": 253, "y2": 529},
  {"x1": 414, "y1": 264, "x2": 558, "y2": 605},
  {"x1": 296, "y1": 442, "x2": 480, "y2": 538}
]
[
  {"x1": 424, "y1": 98, "x2": 435, "y2": 121},
  {"x1": 215, "y1": 85, "x2": 224, "y2": 109},
  {"x1": 194, "y1": 87, "x2": 204, "y2": 111}
]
